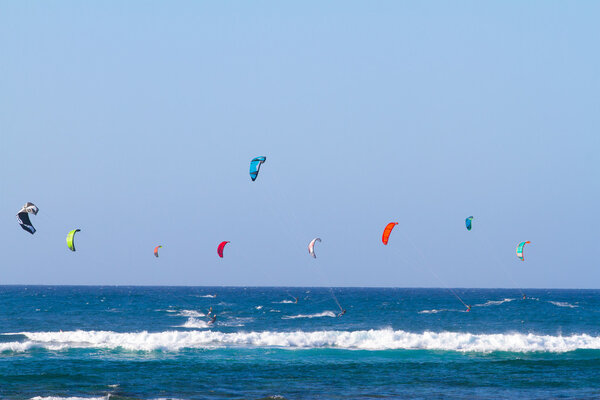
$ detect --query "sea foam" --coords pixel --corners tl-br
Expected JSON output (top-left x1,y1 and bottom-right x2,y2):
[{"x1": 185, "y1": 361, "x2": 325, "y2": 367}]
[
  {"x1": 178, "y1": 318, "x2": 211, "y2": 329},
  {"x1": 4, "y1": 329, "x2": 600, "y2": 353}
]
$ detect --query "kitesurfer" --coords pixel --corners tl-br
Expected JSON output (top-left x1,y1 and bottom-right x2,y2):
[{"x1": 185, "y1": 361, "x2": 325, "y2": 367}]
[
  {"x1": 294, "y1": 297, "x2": 298, "y2": 304},
  {"x1": 208, "y1": 314, "x2": 217, "y2": 325},
  {"x1": 207, "y1": 307, "x2": 213, "y2": 317},
  {"x1": 337, "y1": 309, "x2": 346, "y2": 317},
  {"x1": 522, "y1": 294, "x2": 526, "y2": 300},
  {"x1": 466, "y1": 305, "x2": 471, "y2": 312}
]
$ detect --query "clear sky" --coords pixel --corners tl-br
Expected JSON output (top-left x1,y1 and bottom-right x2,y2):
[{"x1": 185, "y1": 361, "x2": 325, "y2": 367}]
[{"x1": 1, "y1": 2, "x2": 598, "y2": 287}]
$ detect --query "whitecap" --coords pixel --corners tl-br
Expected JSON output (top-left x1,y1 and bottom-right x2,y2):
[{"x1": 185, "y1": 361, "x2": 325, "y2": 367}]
[
  {"x1": 548, "y1": 301, "x2": 578, "y2": 308},
  {"x1": 176, "y1": 310, "x2": 206, "y2": 318},
  {"x1": 282, "y1": 311, "x2": 336, "y2": 319},
  {"x1": 474, "y1": 298, "x2": 515, "y2": 307},
  {"x1": 219, "y1": 317, "x2": 255, "y2": 327},
  {"x1": 30, "y1": 397, "x2": 107, "y2": 400},
  {"x1": 177, "y1": 318, "x2": 211, "y2": 329},
  {"x1": 7, "y1": 329, "x2": 600, "y2": 353}
]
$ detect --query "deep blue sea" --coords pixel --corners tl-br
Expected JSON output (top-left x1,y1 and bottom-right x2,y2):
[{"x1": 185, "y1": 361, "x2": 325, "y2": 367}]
[{"x1": 0, "y1": 287, "x2": 599, "y2": 399}]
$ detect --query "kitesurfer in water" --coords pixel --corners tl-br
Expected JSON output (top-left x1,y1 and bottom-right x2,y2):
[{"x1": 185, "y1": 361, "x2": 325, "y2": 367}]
[
  {"x1": 466, "y1": 305, "x2": 471, "y2": 312},
  {"x1": 294, "y1": 297, "x2": 298, "y2": 304},
  {"x1": 337, "y1": 309, "x2": 346, "y2": 317},
  {"x1": 522, "y1": 294, "x2": 526, "y2": 300},
  {"x1": 208, "y1": 314, "x2": 217, "y2": 325},
  {"x1": 207, "y1": 307, "x2": 213, "y2": 317}
]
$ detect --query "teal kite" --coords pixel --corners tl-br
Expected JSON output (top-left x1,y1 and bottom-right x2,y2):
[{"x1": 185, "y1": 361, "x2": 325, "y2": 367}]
[
  {"x1": 516, "y1": 241, "x2": 531, "y2": 261},
  {"x1": 249, "y1": 156, "x2": 266, "y2": 181},
  {"x1": 465, "y1": 216, "x2": 473, "y2": 231}
]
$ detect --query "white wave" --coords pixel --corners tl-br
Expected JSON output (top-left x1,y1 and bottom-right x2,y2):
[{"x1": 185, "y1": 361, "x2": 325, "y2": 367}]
[
  {"x1": 154, "y1": 398, "x2": 189, "y2": 400},
  {"x1": 270, "y1": 310, "x2": 281, "y2": 313},
  {"x1": 5, "y1": 329, "x2": 600, "y2": 353},
  {"x1": 419, "y1": 309, "x2": 443, "y2": 314},
  {"x1": 30, "y1": 397, "x2": 107, "y2": 400},
  {"x1": 474, "y1": 298, "x2": 515, "y2": 307},
  {"x1": 548, "y1": 301, "x2": 579, "y2": 308},
  {"x1": 282, "y1": 311, "x2": 336, "y2": 319},
  {"x1": 198, "y1": 294, "x2": 216, "y2": 298},
  {"x1": 176, "y1": 310, "x2": 205, "y2": 318},
  {"x1": 178, "y1": 318, "x2": 211, "y2": 329},
  {"x1": 219, "y1": 317, "x2": 254, "y2": 327},
  {"x1": 273, "y1": 300, "x2": 294, "y2": 304},
  {"x1": 255, "y1": 306, "x2": 263, "y2": 310}
]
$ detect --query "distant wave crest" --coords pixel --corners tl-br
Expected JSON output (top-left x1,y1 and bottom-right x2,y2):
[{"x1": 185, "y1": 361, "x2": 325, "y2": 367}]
[
  {"x1": 176, "y1": 310, "x2": 205, "y2": 318},
  {"x1": 282, "y1": 311, "x2": 336, "y2": 319},
  {"x1": 4, "y1": 329, "x2": 600, "y2": 353},
  {"x1": 548, "y1": 301, "x2": 578, "y2": 308},
  {"x1": 30, "y1": 397, "x2": 108, "y2": 400},
  {"x1": 474, "y1": 298, "x2": 515, "y2": 307}
]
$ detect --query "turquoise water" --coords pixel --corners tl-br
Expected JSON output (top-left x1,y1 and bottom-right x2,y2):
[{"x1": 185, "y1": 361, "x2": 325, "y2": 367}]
[{"x1": 0, "y1": 286, "x2": 599, "y2": 399}]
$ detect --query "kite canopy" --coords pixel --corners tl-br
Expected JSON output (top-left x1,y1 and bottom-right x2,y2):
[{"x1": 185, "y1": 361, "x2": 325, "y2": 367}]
[
  {"x1": 66, "y1": 229, "x2": 81, "y2": 252},
  {"x1": 16, "y1": 202, "x2": 39, "y2": 234},
  {"x1": 154, "y1": 245, "x2": 162, "y2": 258},
  {"x1": 218, "y1": 241, "x2": 230, "y2": 258},
  {"x1": 308, "y1": 237, "x2": 321, "y2": 258},
  {"x1": 465, "y1": 216, "x2": 473, "y2": 231},
  {"x1": 516, "y1": 241, "x2": 531, "y2": 261},
  {"x1": 382, "y1": 222, "x2": 398, "y2": 245},
  {"x1": 249, "y1": 156, "x2": 266, "y2": 181}
]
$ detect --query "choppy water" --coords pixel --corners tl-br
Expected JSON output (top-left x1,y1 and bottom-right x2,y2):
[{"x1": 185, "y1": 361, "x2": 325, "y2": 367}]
[{"x1": 1, "y1": 286, "x2": 599, "y2": 399}]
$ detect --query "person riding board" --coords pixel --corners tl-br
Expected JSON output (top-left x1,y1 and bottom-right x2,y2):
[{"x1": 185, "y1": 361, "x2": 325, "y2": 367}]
[
  {"x1": 466, "y1": 305, "x2": 471, "y2": 312},
  {"x1": 207, "y1": 307, "x2": 213, "y2": 317},
  {"x1": 208, "y1": 314, "x2": 217, "y2": 325},
  {"x1": 337, "y1": 309, "x2": 346, "y2": 317}
]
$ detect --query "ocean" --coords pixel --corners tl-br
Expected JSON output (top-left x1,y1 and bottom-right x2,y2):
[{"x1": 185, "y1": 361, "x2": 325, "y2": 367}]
[{"x1": 0, "y1": 286, "x2": 599, "y2": 399}]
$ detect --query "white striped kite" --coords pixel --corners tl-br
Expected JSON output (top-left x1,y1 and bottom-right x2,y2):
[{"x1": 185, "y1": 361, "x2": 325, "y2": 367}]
[
  {"x1": 308, "y1": 238, "x2": 321, "y2": 258},
  {"x1": 16, "y1": 202, "x2": 39, "y2": 234}
]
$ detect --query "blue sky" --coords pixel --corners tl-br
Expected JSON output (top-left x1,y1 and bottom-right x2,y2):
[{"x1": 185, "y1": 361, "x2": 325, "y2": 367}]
[{"x1": 1, "y1": 2, "x2": 598, "y2": 287}]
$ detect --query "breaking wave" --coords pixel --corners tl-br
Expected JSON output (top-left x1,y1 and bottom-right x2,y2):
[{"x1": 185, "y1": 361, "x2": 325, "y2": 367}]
[
  {"x1": 282, "y1": 311, "x2": 336, "y2": 319},
  {"x1": 419, "y1": 309, "x2": 445, "y2": 314},
  {"x1": 177, "y1": 318, "x2": 211, "y2": 329},
  {"x1": 30, "y1": 397, "x2": 108, "y2": 400},
  {"x1": 4, "y1": 329, "x2": 600, "y2": 353},
  {"x1": 176, "y1": 310, "x2": 205, "y2": 318},
  {"x1": 474, "y1": 298, "x2": 515, "y2": 307},
  {"x1": 548, "y1": 301, "x2": 579, "y2": 308}
]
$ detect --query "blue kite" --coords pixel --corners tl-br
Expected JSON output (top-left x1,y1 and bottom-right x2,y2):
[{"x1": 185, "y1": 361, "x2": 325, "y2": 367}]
[{"x1": 249, "y1": 156, "x2": 266, "y2": 181}]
